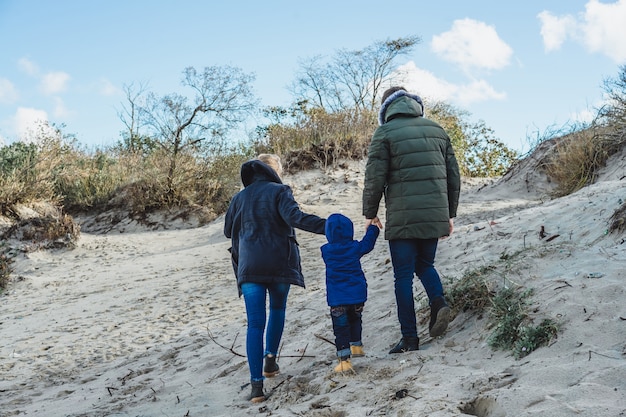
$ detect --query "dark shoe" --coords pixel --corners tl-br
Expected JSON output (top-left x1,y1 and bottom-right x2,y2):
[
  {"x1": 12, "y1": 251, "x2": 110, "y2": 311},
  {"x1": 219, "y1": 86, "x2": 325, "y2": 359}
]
[
  {"x1": 263, "y1": 354, "x2": 280, "y2": 377},
  {"x1": 248, "y1": 380, "x2": 265, "y2": 403},
  {"x1": 389, "y1": 337, "x2": 419, "y2": 354},
  {"x1": 429, "y1": 296, "x2": 451, "y2": 338}
]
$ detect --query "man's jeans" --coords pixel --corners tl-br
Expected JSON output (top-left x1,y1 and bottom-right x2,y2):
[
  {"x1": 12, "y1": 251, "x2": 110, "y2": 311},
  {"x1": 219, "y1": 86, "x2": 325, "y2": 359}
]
[
  {"x1": 388, "y1": 238, "x2": 444, "y2": 338},
  {"x1": 241, "y1": 282, "x2": 290, "y2": 381}
]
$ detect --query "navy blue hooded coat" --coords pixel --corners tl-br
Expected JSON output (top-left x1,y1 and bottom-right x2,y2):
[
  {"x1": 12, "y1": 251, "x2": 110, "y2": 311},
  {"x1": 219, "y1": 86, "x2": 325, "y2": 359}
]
[
  {"x1": 224, "y1": 160, "x2": 326, "y2": 295},
  {"x1": 321, "y1": 213, "x2": 379, "y2": 307}
]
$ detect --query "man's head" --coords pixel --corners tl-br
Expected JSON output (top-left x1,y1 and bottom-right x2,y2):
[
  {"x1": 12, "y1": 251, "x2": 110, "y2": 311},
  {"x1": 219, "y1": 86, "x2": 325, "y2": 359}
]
[{"x1": 381, "y1": 86, "x2": 407, "y2": 105}]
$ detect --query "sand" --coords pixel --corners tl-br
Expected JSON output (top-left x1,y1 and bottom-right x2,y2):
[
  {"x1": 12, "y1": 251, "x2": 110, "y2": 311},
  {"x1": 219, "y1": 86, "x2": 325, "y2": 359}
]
[{"x1": 1, "y1": 149, "x2": 625, "y2": 417}]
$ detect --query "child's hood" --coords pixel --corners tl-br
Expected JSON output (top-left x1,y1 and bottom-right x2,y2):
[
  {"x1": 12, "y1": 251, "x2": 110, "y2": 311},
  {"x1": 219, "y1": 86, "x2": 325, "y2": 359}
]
[{"x1": 325, "y1": 213, "x2": 354, "y2": 244}]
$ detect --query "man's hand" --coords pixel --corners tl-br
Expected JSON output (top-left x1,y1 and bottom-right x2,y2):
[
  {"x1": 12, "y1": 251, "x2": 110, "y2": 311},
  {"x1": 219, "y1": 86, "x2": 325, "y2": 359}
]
[
  {"x1": 441, "y1": 218, "x2": 454, "y2": 239},
  {"x1": 365, "y1": 216, "x2": 383, "y2": 230}
]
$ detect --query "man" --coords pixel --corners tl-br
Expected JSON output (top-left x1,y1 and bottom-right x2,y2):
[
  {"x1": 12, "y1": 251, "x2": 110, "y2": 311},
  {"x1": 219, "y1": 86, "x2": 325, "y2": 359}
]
[{"x1": 362, "y1": 86, "x2": 461, "y2": 353}]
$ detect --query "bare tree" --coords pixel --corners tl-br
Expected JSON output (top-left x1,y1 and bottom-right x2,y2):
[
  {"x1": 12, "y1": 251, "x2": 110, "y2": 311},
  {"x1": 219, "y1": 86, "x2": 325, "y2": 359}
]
[
  {"x1": 117, "y1": 82, "x2": 150, "y2": 153},
  {"x1": 291, "y1": 36, "x2": 421, "y2": 112},
  {"x1": 599, "y1": 64, "x2": 626, "y2": 142},
  {"x1": 138, "y1": 65, "x2": 258, "y2": 197}
]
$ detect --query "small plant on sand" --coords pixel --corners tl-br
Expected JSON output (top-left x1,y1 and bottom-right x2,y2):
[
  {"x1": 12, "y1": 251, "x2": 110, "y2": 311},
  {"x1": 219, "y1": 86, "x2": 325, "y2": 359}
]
[
  {"x1": 513, "y1": 319, "x2": 560, "y2": 359},
  {"x1": 446, "y1": 262, "x2": 559, "y2": 359},
  {"x1": 489, "y1": 287, "x2": 533, "y2": 351},
  {"x1": 446, "y1": 265, "x2": 496, "y2": 314},
  {"x1": 488, "y1": 286, "x2": 559, "y2": 358}
]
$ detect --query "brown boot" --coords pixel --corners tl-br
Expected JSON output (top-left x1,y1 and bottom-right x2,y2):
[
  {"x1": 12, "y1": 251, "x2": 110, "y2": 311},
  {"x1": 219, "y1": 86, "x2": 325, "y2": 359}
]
[
  {"x1": 333, "y1": 358, "x2": 354, "y2": 373},
  {"x1": 350, "y1": 345, "x2": 365, "y2": 357}
]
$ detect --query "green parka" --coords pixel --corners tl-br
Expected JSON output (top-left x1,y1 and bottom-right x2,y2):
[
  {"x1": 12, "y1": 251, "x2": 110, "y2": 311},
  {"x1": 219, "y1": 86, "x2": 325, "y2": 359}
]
[{"x1": 362, "y1": 91, "x2": 461, "y2": 240}]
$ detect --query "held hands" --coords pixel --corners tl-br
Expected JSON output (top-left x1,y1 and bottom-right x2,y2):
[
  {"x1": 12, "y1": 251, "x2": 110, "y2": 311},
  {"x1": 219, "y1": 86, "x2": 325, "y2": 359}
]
[
  {"x1": 365, "y1": 216, "x2": 383, "y2": 230},
  {"x1": 365, "y1": 217, "x2": 453, "y2": 236}
]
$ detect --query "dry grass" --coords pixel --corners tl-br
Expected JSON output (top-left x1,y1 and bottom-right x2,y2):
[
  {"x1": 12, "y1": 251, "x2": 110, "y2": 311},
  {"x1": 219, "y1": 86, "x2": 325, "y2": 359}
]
[
  {"x1": 258, "y1": 108, "x2": 376, "y2": 173},
  {"x1": 542, "y1": 126, "x2": 626, "y2": 197}
]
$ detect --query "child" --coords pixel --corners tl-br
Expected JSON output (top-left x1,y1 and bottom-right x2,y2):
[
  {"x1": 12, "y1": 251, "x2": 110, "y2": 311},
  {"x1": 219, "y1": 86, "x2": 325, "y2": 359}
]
[{"x1": 320, "y1": 213, "x2": 379, "y2": 372}]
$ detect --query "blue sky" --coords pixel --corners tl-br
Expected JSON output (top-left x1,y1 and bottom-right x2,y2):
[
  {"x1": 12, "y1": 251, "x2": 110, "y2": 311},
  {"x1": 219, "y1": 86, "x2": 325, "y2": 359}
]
[{"x1": 1, "y1": 1, "x2": 625, "y2": 153}]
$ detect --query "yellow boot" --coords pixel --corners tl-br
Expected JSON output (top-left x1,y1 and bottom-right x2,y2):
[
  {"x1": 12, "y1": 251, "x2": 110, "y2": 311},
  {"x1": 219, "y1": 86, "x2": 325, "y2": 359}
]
[
  {"x1": 333, "y1": 359, "x2": 354, "y2": 373},
  {"x1": 350, "y1": 345, "x2": 365, "y2": 357}
]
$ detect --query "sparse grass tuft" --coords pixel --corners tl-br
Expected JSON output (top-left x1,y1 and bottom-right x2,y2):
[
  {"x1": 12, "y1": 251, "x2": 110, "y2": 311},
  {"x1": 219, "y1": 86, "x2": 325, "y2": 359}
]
[
  {"x1": 487, "y1": 286, "x2": 559, "y2": 358},
  {"x1": 488, "y1": 287, "x2": 533, "y2": 351},
  {"x1": 514, "y1": 319, "x2": 560, "y2": 359},
  {"x1": 446, "y1": 265, "x2": 496, "y2": 314},
  {"x1": 542, "y1": 126, "x2": 626, "y2": 197},
  {"x1": 446, "y1": 260, "x2": 560, "y2": 359}
]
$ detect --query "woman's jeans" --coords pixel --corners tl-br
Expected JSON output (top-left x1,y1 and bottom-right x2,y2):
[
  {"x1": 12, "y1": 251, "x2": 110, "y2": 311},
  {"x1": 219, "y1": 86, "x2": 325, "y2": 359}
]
[
  {"x1": 388, "y1": 238, "x2": 444, "y2": 338},
  {"x1": 241, "y1": 282, "x2": 290, "y2": 382},
  {"x1": 330, "y1": 303, "x2": 364, "y2": 359}
]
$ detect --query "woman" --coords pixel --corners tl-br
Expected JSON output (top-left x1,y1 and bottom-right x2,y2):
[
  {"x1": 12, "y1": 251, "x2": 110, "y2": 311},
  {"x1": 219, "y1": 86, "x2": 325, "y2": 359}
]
[{"x1": 224, "y1": 154, "x2": 326, "y2": 403}]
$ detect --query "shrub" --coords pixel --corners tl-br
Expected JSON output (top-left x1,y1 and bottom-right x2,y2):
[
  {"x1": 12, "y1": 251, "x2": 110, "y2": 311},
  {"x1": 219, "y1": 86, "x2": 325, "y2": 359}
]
[
  {"x1": 257, "y1": 105, "x2": 376, "y2": 172},
  {"x1": 542, "y1": 128, "x2": 610, "y2": 197}
]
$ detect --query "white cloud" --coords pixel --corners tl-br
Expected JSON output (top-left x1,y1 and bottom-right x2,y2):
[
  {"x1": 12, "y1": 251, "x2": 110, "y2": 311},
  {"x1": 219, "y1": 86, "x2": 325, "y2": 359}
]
[
  {"x1": 98, "y1": 78, "x2": 122, "y2": 96},
  {"x1": 14, "y1": 107, "x2": 56, "y2": 142},
  {"x1": 537, "y1": 11, "x2": 577, "y2": 51},
  {"x1": 52, "y1": 97, "x2": 72, "y2": 118},
  {"x1": 0, "y1": 78, "x2": 19, "y2": 104},
  {"x1": 40, "y1": 71, "x2": 70, "y2": 95},
  {"x1": 393, "y1": 62, "x2": 506, "y2": 107},
  {"x1": 539, "y1": 0, "x2": 626, "y2": 63},
  {"x1": 18, "y1": 57, "x2": 39, "y2": 76},
  {"x1": 581, "y1": 0, "x2": 626, "y2": 62},
  {"x1": 431, "y1": 18, "x2": 513, "y2": 73}
]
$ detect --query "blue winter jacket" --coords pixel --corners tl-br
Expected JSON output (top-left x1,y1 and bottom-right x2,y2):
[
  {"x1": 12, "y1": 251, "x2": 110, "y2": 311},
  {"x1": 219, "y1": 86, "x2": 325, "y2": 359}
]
[
  {"x1": 321, "y1": 213, "x2": 379, "y2": 307},
  {"x1": 224, "y1": 160, "x2": 326, "y2": 295}
]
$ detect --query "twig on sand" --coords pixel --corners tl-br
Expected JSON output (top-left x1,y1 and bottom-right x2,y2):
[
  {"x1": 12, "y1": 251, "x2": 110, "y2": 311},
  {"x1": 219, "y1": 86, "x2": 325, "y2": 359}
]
[
  {"x1": 265, "y1": 375, "x2": 292, "y2": 400},
  {"x1": 588, "y1": 350, "x2": 621, "y2": 361},
  {"x1": 106, "y1": 386, "x2": 118, "y2": 396},
  {"x1": 314, "y1": 333, "x2": 336, "y2": 346},
  {"x1": 297, "y1": 343, "x2": 309, "y2": 362},
  {"x1": 207, "y1": 326, "x2": 245, "y2": 357}
]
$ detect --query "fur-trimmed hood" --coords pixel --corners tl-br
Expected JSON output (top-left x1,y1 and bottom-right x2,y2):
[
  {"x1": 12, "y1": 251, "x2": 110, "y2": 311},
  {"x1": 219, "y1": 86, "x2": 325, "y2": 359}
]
[{"x1": 378, "y1": 90, "x2": 424, "y2": 125}]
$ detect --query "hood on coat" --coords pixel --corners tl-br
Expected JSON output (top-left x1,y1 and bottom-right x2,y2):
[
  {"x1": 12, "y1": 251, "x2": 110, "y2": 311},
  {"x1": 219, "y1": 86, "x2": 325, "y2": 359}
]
[
  {"x1": 378, "y1": 90, "x2": 424, "y2": 125},
  {"x1": 240, "y1": 159, "x2": 283, "y2": 187},
  {"x1": 325, "y1": 213, "x2": 354, "y2": 244}
]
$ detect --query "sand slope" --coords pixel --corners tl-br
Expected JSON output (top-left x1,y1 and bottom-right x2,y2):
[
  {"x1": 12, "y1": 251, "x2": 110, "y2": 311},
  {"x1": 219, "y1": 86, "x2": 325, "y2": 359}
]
[{"x1": 1, "y1": 152, "x2": 625, "y2": 417}]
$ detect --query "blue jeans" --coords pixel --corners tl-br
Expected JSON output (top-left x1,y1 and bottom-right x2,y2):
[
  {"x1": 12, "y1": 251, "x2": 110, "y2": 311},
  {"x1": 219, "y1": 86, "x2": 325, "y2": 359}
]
[
  {"x1": 241, "y1": 282, "x2": 290, "y2": 382},
  {"x1": 330, "y1": 304, "x2": 364, "y2": 359},
  {"x1": 388, "y1": 239, "x2": 444, "y2": 338}
]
